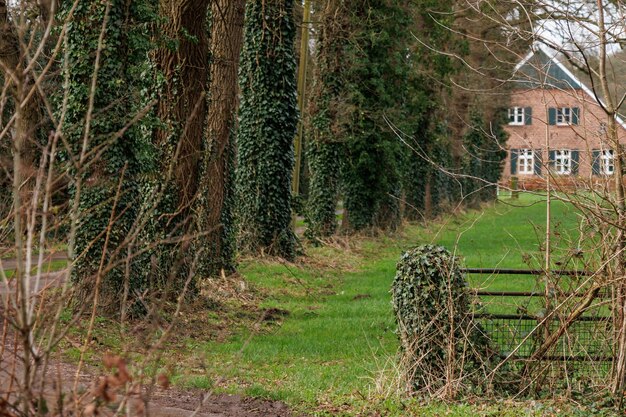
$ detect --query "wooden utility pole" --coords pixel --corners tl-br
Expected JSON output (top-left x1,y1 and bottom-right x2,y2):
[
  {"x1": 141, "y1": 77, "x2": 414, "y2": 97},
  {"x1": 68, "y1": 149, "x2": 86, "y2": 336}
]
[{"x1": 291, "y1": 0, "x2": 311, "y2": 230}]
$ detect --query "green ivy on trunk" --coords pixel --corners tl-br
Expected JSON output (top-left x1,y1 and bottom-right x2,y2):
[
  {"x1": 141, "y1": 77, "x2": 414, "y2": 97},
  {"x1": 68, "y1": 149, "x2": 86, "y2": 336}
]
[
  {"x1": 236, "y1": 0, "x2": 298, "y2": 259},
  {"x1": 61, "y1": 0, "x2": 157, "y2": 312}
]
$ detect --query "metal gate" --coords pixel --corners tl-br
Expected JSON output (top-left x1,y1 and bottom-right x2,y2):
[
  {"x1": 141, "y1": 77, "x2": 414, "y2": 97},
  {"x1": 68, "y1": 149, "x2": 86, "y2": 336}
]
[{"x1": 463, "y1": 268, "x2": 613, "y2": 388}]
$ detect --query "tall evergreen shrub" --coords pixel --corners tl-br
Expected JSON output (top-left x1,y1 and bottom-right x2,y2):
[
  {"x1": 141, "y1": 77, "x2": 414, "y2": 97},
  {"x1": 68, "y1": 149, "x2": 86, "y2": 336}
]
[{"x1": 340, "y1": 0, "x2": 412, "y2": 232}]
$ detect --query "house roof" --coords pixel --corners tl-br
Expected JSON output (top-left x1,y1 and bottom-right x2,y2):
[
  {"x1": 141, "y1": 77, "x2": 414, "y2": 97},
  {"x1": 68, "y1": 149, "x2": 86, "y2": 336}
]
[
  {"x1": 512, "y1": 47, "x2": 582, "y2": 90},
  {"x1": 512, "y1": 45, "x2": 626, "y2": 129}
]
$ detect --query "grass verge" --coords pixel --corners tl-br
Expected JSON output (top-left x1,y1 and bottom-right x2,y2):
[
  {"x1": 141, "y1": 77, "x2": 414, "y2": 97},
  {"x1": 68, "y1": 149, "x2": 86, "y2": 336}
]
[{"x1": 164, "y1": 194, "x2": 606, "y2": 416}]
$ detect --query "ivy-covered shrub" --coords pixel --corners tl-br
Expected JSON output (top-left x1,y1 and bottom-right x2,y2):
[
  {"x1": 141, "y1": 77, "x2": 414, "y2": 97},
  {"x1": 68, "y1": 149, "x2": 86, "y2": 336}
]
[
  {"x1": 236, "y1": 0, "x2": 298, "y2": 259},
  {"x1": 391, "y1": 245, "x2": 493, "y2": 395}
]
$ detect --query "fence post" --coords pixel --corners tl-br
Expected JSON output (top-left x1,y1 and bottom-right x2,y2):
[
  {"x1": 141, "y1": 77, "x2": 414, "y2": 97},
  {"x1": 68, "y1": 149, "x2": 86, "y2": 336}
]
[{"x1": 511, "y1": 176, "x2": 519, "y2": 199}]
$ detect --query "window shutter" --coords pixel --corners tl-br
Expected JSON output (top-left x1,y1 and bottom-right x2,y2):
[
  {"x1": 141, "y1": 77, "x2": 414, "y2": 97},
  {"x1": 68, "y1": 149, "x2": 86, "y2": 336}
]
[
  {"x1": 592, "y1": 150, "x2": 600, "y2": 175},
  {"x1": 525, "y1": 107, "x2": 532, "y2": 125},
  {"x1": 548, "y1": 108, "x2": 556, "y2": 125},
  {"x1": 548, "y1": 150, "x2": 556, "y2": 169},
  {"x1": 571, "y1": 150, "x2": 579, "y2": 175},
  {"x1": 572, "y1": 107, "x2": 580, "y2": 125},
  {"x1": 534, "y1": 149, "x2": 542, "y2": 175},
  {"x1": 510, "y1": 149, "x2": 518, "y2": 175}
]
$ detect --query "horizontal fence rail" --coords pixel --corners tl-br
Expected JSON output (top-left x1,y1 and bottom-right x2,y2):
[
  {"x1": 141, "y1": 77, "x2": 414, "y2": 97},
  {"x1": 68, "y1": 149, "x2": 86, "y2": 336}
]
[
  {"x1": 461, "y1": 268, "x2": 592, "y2": 277},
  {"x1": 465, "y1": 267, "x2": 615, "y2": 383},
  {"x1": 474, "y1": 290, "x2": 612, "y2": 298},
  {"x1": 474, "y1": 313, "x2": 610, "y2": 322}
]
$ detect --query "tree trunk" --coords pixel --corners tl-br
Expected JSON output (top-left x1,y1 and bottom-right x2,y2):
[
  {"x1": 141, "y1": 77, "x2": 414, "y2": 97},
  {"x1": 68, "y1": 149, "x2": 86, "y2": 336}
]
[
  {"x1": 236, "y1": 0, "x2": 298, "y2": 259},
  {"x1": 155, "y1": 0, "x2": 211, "y2": 207},
  {"x1": 305, "y1": 0, "x2": 345, "y2": 240},
  {"x1": 0, "y1": 0, "x2": 42, "y2": 221},
  {"x1": 195, "y1": 0, "x2": 245, "y2": 277}
]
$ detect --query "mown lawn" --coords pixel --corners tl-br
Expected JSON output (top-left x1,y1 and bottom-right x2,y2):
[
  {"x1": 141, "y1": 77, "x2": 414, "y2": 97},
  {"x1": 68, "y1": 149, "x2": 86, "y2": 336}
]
[{"x1": 177, "y1": 194, "x2": 599, "y2": 416}]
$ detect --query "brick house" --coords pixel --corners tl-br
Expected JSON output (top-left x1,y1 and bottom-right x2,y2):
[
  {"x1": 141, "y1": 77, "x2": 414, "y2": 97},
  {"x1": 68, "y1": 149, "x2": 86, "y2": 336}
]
[{"x1": 503, "y1": 46, "x2": 626, "y2": 189}]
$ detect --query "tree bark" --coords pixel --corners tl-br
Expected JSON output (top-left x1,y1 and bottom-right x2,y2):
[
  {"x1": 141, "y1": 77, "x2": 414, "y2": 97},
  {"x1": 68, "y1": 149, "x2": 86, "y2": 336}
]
[
  {"x1": 0, "y1": 2, "x2": 43, "y2": 411},
  {"x1": 195, "y1": 0, "x2": 245, "y2": 276},
  {"x1": 0, "y1": 0, "x2": 42, "y2": 203},
  {"x1": 155, "y1": 0, "x2": 211, "y2": 207}
]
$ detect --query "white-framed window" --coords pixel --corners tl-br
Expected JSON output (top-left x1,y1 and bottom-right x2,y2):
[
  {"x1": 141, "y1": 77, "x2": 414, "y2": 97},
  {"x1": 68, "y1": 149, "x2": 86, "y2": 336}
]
[
  {"x1": 508, "y1": 107, "x2": 525, "y2": 125},
  {"x1": 518, "y1": 149, "x2": 534, "y2": 174},
  {"x1": 601, "y1": 149, "x2": 614, "y2": 175},
  {"x1": 556, "y1": 107, "x2": 572, "y2": 125},
  {"x1": 554, "y1": 150, "x2": 571, "y2": 174}
]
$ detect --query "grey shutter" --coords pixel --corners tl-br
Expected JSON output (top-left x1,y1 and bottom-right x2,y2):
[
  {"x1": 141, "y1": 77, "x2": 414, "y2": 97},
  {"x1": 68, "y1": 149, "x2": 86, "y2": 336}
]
[
  {"x1": 592, "y1": 150, "x2": 600, "y2": 175},
  {"x1": 510, "y1": 149, "x2": 518, "y2": 175},
  {"x1": 548, "y1": 150, "x2": 556, "y2": 169},
  {"x1": 571, "y1": 150, "x2": 579, "y2": 175},
  {"x1": 548, "y1": 108, "x2": 556, "y2": 125},
  {"x1": 572, "y1": 107, "x2": 580, "y2": 125},
  {"x1": 534, "y1": 149, "x2": 542, "y2": 175},
  {"x1": 525, "y1": 107, "x2": 532, "y2": 125}
]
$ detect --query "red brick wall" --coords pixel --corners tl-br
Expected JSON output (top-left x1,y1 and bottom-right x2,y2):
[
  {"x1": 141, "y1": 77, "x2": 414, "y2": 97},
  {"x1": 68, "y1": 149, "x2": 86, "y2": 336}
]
[{"x1": 502, "y1": 88, "x2": 626, "y2": 185}]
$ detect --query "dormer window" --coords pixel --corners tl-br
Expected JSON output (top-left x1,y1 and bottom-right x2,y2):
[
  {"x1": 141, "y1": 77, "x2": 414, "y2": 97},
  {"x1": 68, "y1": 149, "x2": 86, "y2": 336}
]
[{"x1": 508, "y1": 107, "x2": 532, "y2": 125}]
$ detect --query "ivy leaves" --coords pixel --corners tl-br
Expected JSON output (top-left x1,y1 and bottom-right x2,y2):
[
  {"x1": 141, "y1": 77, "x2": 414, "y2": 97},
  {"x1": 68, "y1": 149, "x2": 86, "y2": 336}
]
[
  {"x1": 236, "y1": 0, "x2": 298, "y2": 259},
  {"x1": 391, "y1": 245, "x2": 493, "y2": 393}
]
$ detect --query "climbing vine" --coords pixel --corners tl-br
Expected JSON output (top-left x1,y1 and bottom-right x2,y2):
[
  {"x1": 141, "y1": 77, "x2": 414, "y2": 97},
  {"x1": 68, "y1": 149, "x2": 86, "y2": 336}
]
[
  {"x1": 61, "y1": 0, "x2": 157, "y2": 310},
  {"x1": 305, "y1": 0, "x2": 347, "y2": 240},
  {"x1": 236, "y1": 0, "x2": 298, "y2": 259}
]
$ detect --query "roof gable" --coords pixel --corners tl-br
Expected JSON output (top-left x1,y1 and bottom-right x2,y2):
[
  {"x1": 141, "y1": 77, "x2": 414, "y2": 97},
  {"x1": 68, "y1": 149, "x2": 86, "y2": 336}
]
[
  {"x1": 513, "y1": 48, "x2": 582, "y2": 90},
  {"x1": 512, "y1": 45, "x2": 626, "y2": 130}
]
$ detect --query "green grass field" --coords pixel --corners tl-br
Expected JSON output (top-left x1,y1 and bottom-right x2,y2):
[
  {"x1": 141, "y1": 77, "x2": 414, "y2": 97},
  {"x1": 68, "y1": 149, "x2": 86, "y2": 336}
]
[{"x1": 172, "y1": 194, "x2": 604, "y2": 416}]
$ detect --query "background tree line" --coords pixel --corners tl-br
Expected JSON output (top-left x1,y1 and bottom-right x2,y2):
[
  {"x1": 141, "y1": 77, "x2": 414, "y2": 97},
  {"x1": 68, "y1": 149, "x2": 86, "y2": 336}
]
[{"x1": 0, "y1": 0, "x2": 522, "y2": 314}]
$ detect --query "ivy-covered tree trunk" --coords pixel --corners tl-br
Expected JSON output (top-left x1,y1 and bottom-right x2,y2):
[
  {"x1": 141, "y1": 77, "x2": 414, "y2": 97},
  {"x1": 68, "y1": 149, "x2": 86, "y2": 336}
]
[
  {"x1": 305, "y1": 0, "x2": 346, "y2": 240},
  {"x1": 430, "y1": 139, "x2": 456, "y2": 215},
  {"x1": 462, "y1": 115, "x2": 484, "y2": 207},
  {"x1": 236, "y1": 0, "x2": 298, "y2": 259},
  {"x1": 63, "y1": 0, "x2": 156, "y2": 309},
  {"x1": 340, "y1": 1, "x2": 411, "y2": 232},
  {"x1": 194, "y1": 0, "x2": 245, "y2": 277},
  {"x1": 481, "y1": 113, "x2": 508, "y2": 202},
  {"x1": 401, "y1": 128, "x2": 431, "y2": 221}
]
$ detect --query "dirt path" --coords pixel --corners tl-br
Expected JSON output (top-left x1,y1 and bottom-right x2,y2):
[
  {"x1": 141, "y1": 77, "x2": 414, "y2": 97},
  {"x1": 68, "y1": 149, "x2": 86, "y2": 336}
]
[
  {"x1": 0, "y1": 251, "x2": 68, "y2": 271},
  {"x1": 1, "y1": 321, "x2": 297, "y2": 417},
  {"x1": 0, "y1": 254, "x2": 298, "y2": 416},
  {"x1": 148, "y1": 390, "x2": 294, "y2": 417}
]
